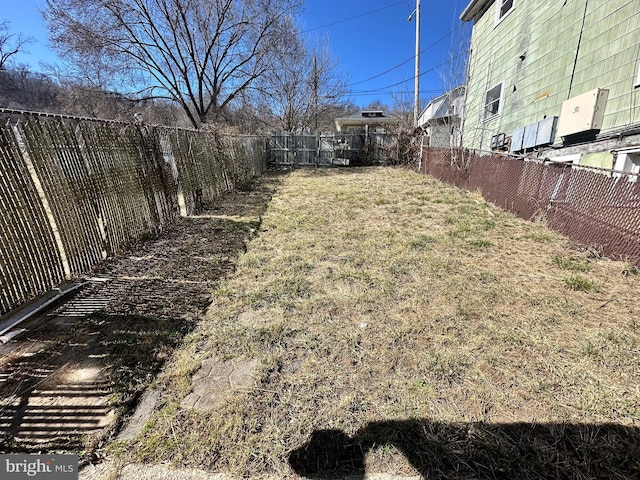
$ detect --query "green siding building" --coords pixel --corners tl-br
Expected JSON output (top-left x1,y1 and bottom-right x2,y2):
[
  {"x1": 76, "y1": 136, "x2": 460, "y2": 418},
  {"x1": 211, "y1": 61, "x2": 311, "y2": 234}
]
[{"x1": 461, "y1": 0, "x2": 640, "y2": 172}]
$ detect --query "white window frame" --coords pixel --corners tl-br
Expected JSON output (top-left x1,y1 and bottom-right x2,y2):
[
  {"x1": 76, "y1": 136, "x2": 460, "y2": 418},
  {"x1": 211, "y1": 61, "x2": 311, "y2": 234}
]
[
  {"x1": 635, "y1": 60, "x2": 640, "y2": 88},
  {"x1": 613, "y1": 148, "x2": 640, "y2": 182},
  {"x1": 495, "y1": 0, "x2": 515, "y2": 26},
  {"x1": 483, "y1": 81, "x2": 504, "y2": 121}
]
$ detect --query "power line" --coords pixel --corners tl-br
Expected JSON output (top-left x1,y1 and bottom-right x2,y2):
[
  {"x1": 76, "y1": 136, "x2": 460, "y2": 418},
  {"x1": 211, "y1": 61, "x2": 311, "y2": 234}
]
[
  {"x1": 347, "y1": 54, "x2": 463, "y2": 95},
  {"x1": 347, "y1": 89, "x2": 445, "y2": 97},
  {"x1": 346, "y1": 23, "x2": 463, "y2": 88},
  {"x1": 301, "y1": 1, "x2": 406, "y2": 33}
]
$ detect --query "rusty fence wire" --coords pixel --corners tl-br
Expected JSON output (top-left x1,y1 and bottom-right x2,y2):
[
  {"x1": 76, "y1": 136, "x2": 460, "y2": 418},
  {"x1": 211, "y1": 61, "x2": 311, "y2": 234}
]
[
  {"x1": 421, "y1": 147, "x2": 640, "y2": 266},
  {"x1": 0, "y1": 111, "x2": 267, "y2": 316}
]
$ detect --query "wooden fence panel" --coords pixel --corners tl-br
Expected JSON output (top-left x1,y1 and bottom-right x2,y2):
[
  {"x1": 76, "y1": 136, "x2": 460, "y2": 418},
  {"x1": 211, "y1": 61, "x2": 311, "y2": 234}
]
[{"x1": 269, "y1": 132, "x2": 394, "y2": 167}]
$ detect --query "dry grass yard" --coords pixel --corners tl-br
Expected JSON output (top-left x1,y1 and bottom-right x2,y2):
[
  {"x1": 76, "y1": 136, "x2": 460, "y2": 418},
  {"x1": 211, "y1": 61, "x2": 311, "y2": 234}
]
[{"x1": 120, "y1": 167, "x2": 639, "y2": 478}]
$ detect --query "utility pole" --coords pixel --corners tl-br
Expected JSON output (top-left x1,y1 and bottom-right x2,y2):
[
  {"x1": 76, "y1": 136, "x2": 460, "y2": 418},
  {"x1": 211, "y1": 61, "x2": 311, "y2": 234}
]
[
  {"x1": 413, "y1": 0, "x2": 421, "y2": 128},
  {"x1": 313, "y1": 54, "x2": 320, "y2": 166},
  {"x1": 313, "y1": 54, "x2": 319, "y2": 131}
]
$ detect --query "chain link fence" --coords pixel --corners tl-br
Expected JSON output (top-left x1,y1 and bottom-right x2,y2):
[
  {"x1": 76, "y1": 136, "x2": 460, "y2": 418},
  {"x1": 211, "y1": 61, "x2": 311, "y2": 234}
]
[
  {"x1": 0, "y1": 110, "x2": 267, "y2": 316},
  {"x1": 421, "y1": 147, "x2": 640, "y2": 266}
]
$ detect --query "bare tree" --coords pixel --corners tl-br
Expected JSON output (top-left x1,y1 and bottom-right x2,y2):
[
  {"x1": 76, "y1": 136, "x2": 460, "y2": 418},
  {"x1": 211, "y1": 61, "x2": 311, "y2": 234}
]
[
  {"x1": 0, "y1": 21, "x2": 32, "y2": 70},
  {"x1": 0, "y1": 67, "x2": 59, "y2": 110},
  {"x1": 434, "y1": 26, "x2": 471, "y2": 171},
  {"x1": 365, "y1": 99, "x2": 390, "y2": 112},
  {"x1": 43, "y1": 0, "x2": 302, "y2": 129},
  {"x1": 256, "y1": 36, "x2": 348, "y2": 132},
  {"x1": 385, "y1": 89, "x2": 421, "y2": 166},
  {"x1": 390, "y1": 89, "x2": 415, "y2": 127}
]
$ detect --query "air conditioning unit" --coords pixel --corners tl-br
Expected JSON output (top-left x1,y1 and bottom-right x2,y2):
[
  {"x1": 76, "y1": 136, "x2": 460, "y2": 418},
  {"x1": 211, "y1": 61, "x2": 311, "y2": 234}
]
[
  {"x1": 511, "y1": 127, "x2": 525, "y2": 152},
  {"x1": 557, "y1": 88, "x2": 609, "y2": 138},
  {"x1": 536, "y1": 116, "x2": 558, "y2": 146},
  {"x1": 523, "y1": 123, "x2": 539, "y2": 149}
]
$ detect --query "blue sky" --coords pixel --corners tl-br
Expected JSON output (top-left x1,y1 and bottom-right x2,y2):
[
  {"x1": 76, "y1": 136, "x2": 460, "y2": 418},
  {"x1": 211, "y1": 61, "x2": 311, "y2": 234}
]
[
  {"x1": 300, "y1": 0, "x2": 471, "y2": 107},
  {"x1": 1, "y1": 0, "x2": 471, "y2": 108}
]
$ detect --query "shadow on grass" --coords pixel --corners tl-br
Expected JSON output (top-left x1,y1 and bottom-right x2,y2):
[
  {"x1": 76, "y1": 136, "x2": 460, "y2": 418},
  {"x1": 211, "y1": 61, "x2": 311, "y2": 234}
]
[
  {"x1": 289, "y1": 420, "x2": 640, "y2": 479},
  {"x1": 0, "y1": 172, "x2": 284, "y2": 454}
]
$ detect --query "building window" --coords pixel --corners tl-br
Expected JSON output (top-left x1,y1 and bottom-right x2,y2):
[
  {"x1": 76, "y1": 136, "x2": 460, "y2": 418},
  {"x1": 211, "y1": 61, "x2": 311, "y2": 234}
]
[
  {"x1": 635, "y1": 60, "x2": 640, "y2": 88},
  {"x1": 614, "y1": 149, "x2": 640, "y2": 182},
  {"x1": 484, "y1": 82, "x2": 503, "y2": 120},
  {"x1": 496, "y1": 0, "x2": 515, "y2": 24}
]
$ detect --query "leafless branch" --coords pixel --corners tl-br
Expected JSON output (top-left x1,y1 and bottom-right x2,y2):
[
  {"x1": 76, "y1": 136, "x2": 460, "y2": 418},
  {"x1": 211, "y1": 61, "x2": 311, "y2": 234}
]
[
  {"x1": 43, "y1": 0, "x2": 302, "y2": 128},
  {"x1": 0, "y1": 20, "x2": 33, "y2": 70}
]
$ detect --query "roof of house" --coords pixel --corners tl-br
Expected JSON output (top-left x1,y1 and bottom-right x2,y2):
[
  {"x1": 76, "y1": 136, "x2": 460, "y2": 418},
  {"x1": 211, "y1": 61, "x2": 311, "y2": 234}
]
[
  {"x1": 335, "y1": 111, "x2": 398, "y2": 125},
  {"x1": 419, "y1": 86, "x2": 465, "y2": 123},
  {"x1": 460, "y1": 0, "x2": 493, "y2": 22}
]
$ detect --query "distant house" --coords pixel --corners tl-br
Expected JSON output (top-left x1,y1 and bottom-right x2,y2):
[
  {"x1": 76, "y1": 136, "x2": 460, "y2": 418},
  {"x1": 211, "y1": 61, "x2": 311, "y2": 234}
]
[
  {"x1": 460, "y1": 0, "x2": 640, "y2": 174},
  {"x1": 418, "y1": 86, "x2": 465, "y2": 148},
  {"x1": 334, "y1": 110, "x2": 398, "y2": 134}
]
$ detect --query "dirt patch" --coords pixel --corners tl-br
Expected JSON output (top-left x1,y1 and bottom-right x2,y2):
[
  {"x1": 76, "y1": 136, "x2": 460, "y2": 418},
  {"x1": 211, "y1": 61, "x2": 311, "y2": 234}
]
[
  {"x1": 236, "y1": 310, "x2": 273, "y2": 328},
  {"x1": 182, "y1": 358, "x2": 258, "y2": 412},
  {"x1": 0, "y1": 173, "x2": 282, "y2": 457}
]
